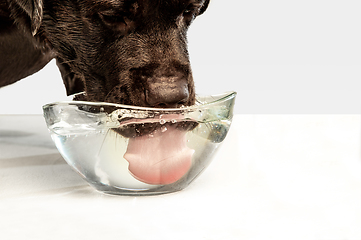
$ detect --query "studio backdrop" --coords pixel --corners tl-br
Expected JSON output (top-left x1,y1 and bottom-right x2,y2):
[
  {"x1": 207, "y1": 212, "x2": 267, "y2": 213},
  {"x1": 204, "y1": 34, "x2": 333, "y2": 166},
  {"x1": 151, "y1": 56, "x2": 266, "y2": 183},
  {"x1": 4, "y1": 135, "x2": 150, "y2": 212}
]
[{"x1": 1, "y1": 0, "x2": 360, "y2": 114}]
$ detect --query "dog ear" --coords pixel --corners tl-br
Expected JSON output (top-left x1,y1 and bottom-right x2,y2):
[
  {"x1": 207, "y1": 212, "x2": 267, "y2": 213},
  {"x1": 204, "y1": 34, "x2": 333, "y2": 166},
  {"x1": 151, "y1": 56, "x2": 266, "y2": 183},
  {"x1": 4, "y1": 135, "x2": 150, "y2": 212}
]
[
  {"x1": 199, "y1": 0, "x2": 210, "y2": 16},
  {"x1": 8, "y1": 0, "x2": 43, "y2": 36}
]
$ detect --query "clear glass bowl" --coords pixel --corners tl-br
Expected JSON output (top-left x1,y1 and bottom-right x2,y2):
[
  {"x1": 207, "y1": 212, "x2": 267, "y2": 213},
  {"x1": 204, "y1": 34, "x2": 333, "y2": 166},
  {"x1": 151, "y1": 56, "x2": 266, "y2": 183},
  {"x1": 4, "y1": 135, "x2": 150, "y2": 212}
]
[{"x1": 43, "y1": 91, "x2": 236, "y2": 196}]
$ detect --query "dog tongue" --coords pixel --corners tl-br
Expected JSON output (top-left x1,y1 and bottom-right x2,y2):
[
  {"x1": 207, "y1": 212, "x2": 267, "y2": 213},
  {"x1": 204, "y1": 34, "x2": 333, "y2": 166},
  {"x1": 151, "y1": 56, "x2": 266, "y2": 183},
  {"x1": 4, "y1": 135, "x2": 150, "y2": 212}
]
[{"x1": 124, "y1": 126, "x2": 194, "y2": 185}]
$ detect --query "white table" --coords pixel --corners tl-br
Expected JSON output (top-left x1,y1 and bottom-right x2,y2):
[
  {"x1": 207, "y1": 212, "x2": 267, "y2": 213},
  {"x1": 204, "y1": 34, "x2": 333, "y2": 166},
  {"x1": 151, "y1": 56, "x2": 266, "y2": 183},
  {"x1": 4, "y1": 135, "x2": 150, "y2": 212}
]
[{"x1": 1, "y1": 114, "x2": 360, "y2": 240}]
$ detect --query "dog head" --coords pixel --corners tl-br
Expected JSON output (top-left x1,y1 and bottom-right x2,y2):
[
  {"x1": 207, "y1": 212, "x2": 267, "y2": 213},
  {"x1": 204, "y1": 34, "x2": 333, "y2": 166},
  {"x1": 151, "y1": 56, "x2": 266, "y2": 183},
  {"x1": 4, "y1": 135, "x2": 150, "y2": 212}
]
[{"x1": 8, "y1": 0, "x2": 210, "y2": 108}]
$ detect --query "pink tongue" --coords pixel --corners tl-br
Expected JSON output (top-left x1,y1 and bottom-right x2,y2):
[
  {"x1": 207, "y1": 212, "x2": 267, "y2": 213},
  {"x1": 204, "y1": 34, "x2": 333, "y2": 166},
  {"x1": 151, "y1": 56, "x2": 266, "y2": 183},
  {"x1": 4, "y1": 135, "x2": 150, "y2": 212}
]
[{"x1": 123, "y1": 126, "x2": 194, "y2": 185}]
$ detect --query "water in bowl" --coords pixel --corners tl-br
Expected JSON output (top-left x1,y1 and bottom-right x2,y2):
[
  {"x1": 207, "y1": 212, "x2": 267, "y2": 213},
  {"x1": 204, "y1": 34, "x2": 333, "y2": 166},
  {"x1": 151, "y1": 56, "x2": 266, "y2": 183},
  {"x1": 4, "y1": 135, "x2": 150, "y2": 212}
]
[{"x1": 50, "y1": 116, "x2": 231, "y2": 195}]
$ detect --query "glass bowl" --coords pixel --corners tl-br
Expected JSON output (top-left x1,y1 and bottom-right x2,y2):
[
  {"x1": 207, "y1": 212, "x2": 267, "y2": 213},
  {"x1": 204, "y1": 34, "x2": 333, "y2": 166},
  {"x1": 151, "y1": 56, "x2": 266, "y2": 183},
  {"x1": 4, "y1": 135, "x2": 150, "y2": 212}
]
[{"x1": 43, "y1": 91, "x2": 236, "y2": 196}]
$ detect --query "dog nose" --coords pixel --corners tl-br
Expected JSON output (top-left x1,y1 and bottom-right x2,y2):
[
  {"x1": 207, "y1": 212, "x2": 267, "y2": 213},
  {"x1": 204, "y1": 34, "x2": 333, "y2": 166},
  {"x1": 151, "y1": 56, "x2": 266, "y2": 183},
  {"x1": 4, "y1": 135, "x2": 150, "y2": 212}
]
[{"x1": 145, "y1": 80, "x2": 189, "y2": 108}]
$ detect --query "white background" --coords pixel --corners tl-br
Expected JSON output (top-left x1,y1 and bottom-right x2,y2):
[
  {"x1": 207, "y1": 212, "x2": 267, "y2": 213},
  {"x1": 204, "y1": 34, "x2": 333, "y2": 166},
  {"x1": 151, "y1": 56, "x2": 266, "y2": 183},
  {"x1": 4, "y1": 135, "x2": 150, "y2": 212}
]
[{"x1": 1, "y1": 0, "x2": 361, "y2": 114}]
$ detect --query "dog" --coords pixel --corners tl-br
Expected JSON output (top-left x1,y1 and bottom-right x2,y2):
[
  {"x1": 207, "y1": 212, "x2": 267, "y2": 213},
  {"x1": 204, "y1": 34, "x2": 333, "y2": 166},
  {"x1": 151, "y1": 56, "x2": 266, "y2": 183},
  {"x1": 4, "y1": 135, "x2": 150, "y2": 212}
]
[{"x1": 0, "y1": 0, "x2": 210, "y2": 108}]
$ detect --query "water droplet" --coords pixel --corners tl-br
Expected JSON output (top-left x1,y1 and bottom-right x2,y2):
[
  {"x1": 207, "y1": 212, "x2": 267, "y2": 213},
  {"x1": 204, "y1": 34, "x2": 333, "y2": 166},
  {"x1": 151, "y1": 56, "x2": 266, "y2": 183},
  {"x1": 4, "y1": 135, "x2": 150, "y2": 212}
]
[
  {"x1": 160, "y1": 119, "x2": 166, "y2": 125},
  {"x1": 161, "y1": 126, "x2": 167, "y2": 132},
  {"x1": 171, "y1": 119, "x2": 177, "y2": 123},
  {"x1": 100, "y1": 107, "x2": 104, "y2": 112}
]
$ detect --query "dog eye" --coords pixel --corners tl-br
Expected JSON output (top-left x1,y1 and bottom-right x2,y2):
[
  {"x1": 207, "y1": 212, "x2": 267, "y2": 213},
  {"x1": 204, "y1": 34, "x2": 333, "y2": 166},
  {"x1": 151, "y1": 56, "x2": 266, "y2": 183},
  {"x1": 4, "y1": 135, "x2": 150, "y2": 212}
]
[
  {"x1": 99, "y1": 13, "x2": 126, "y2": 25},
  {"x1": 183, "y1": 8, "x2": 193, "y2": 14},
  {"x1": 183, "y1": 6, "x2": 196, "y2": 15},
  {"x1": 182, "y1": 4, "x2": 199, "y2": 20},
  {"x1": 98, "y1": 11, "x2": 132, "y2": 32}
]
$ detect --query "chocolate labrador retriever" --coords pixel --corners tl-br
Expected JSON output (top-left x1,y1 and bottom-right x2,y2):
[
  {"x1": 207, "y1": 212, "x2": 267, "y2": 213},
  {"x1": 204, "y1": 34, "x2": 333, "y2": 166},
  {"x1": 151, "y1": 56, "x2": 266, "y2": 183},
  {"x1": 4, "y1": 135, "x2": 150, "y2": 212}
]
[{"x1": 0, "y1": 0, "x2": 210, "y2": 108}]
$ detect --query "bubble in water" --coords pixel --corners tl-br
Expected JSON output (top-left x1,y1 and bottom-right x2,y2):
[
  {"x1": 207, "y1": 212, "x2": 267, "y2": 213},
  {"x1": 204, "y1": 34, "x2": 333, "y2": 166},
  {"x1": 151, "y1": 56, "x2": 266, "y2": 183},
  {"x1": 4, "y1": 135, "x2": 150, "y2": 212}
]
[
  {"x1": 161, "y1": 126, "x2": 167, "y2": 132},
  {"x1": 160, "y1": 119, "x2": 166, "y2": 125}
]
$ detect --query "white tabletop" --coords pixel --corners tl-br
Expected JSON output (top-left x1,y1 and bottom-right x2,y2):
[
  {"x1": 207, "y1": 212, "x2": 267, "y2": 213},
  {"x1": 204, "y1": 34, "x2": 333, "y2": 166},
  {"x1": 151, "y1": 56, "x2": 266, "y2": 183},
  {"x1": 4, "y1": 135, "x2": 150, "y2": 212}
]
[{"x1": 1, "y1": 114, "x2": 360, "y2": 240}]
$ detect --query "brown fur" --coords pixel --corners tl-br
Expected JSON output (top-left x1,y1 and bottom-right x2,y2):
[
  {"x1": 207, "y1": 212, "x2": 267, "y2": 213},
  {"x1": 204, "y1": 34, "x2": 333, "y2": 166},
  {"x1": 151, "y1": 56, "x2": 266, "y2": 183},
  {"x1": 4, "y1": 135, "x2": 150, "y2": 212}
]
[{"x1": 0, "y1": 0, "x2": 210, "y2": 108}]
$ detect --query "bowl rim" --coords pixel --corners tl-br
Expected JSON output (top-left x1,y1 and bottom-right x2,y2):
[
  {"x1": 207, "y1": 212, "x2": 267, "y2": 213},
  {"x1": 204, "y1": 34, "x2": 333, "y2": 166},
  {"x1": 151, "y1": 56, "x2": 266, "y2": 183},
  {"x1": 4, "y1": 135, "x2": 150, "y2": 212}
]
[{"x1": 43, "y1": 91, "x2": 237, "y2": 112}]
